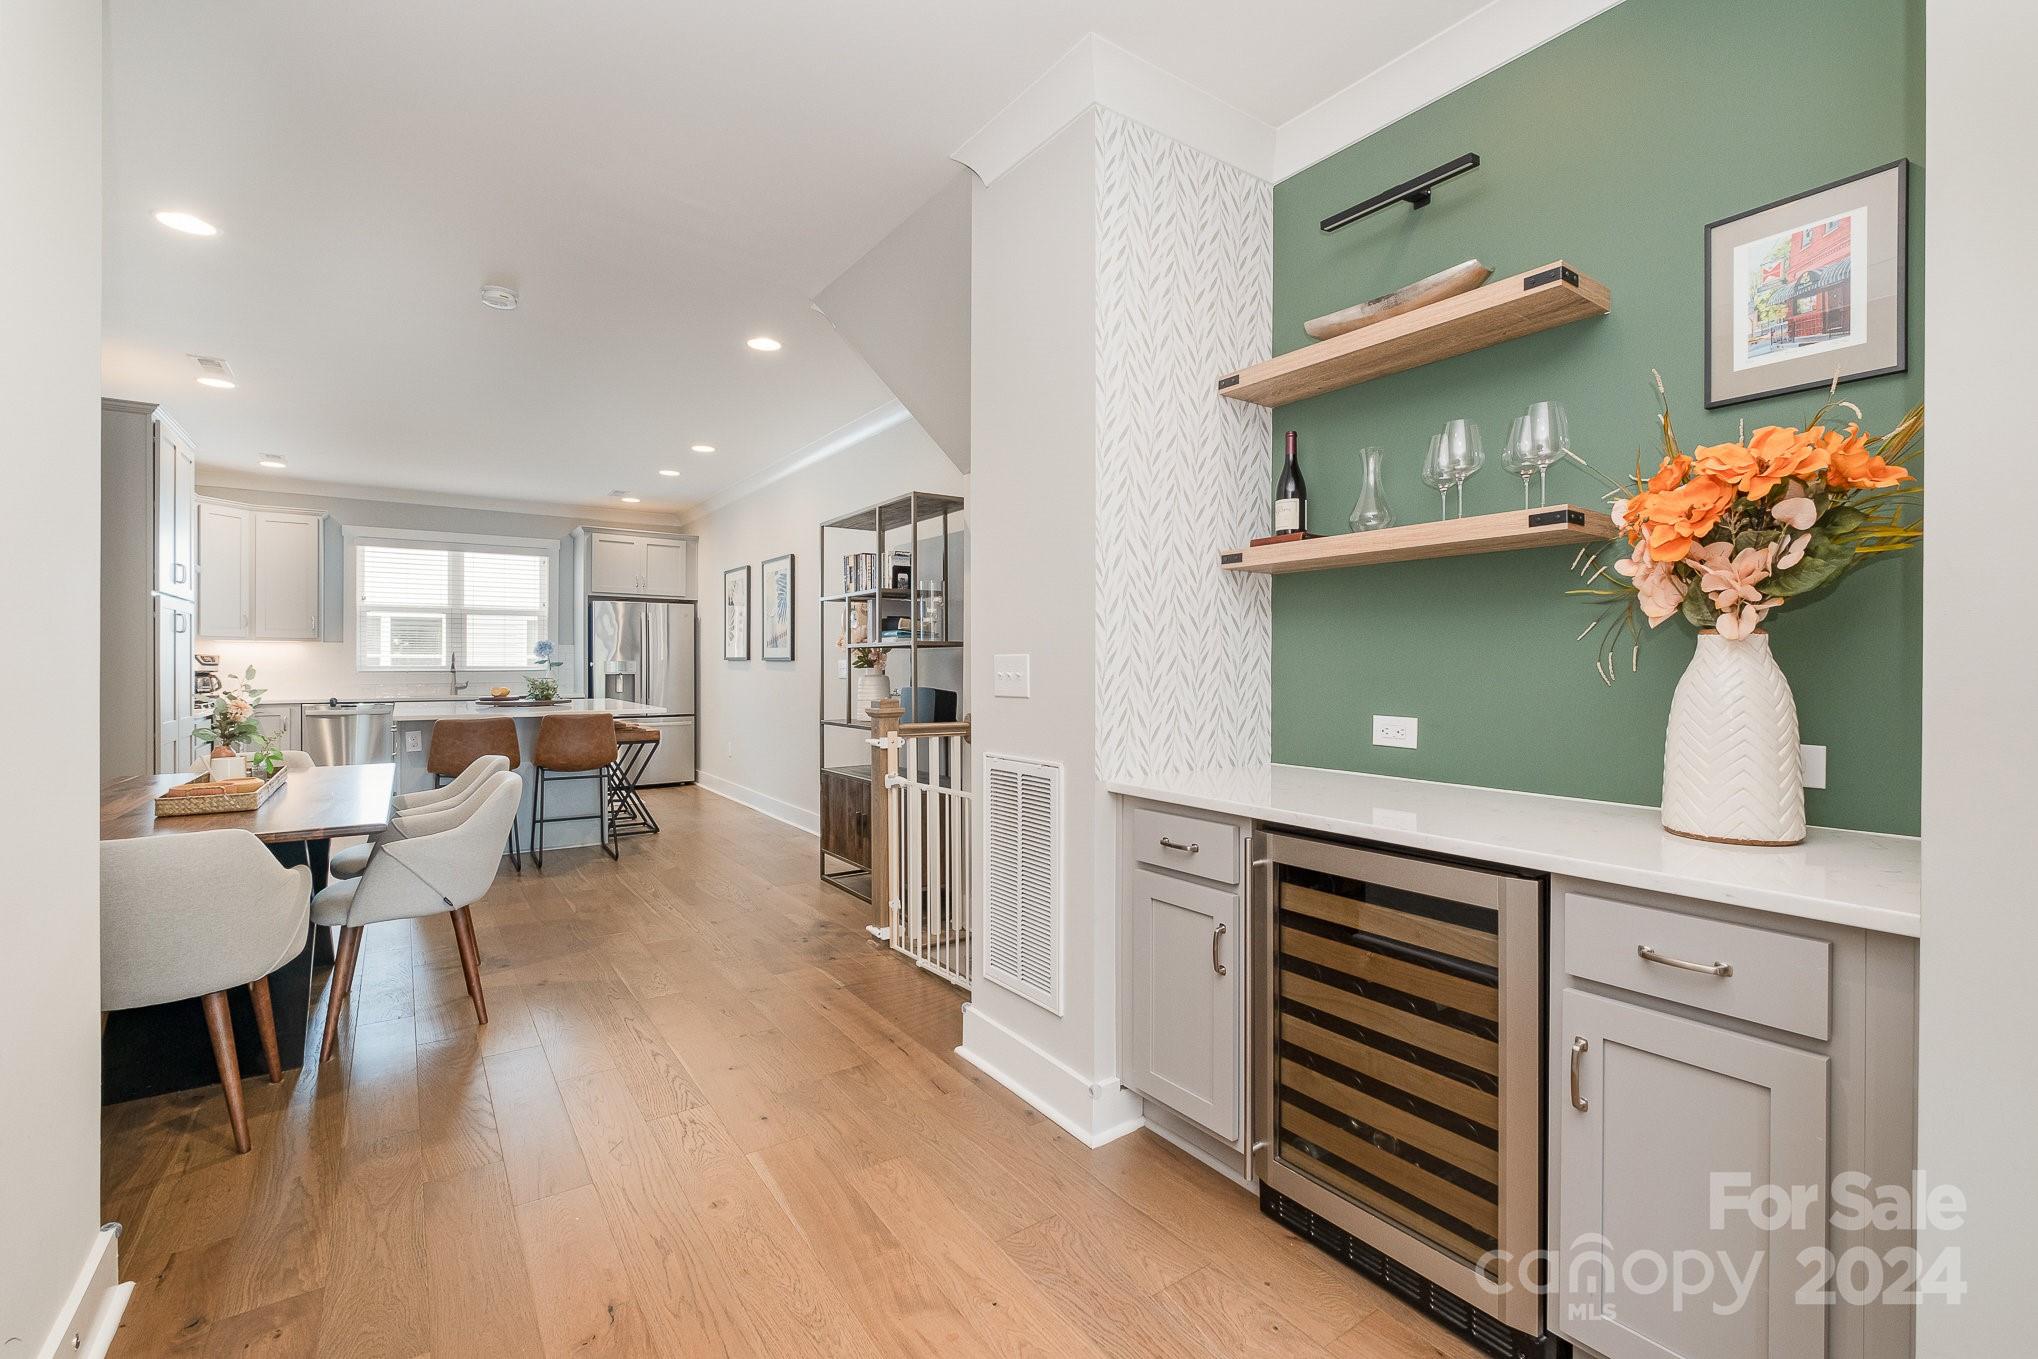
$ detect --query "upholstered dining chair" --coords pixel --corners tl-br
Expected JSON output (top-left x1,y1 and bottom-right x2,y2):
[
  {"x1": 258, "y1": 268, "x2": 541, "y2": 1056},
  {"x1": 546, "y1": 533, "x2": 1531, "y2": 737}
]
[
  {"x1": 313, "y1": 770, "x2": 522, "y2": 1062},
  {"x1": 277, "y1": 749, "x2": 315, "y2": 774},
  {"x1": 326, "y1": 753, "x2": 513, "y2": 882},
  {"x1": 101, "y1": 830, "x2": 312, "y2": 1153}
]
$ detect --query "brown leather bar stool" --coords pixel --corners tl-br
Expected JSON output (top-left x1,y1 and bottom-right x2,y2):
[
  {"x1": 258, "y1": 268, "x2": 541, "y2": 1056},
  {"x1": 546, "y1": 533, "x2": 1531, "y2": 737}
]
[
  {"x1": 427, "y1": 716, "x2": 525, "y2": 871},
  {"x1": 531, "y1": 713, "x2": 619, "y2": 865},
  {"x1": 609, "y1": 721, "x2": 661, "y2": 838}
]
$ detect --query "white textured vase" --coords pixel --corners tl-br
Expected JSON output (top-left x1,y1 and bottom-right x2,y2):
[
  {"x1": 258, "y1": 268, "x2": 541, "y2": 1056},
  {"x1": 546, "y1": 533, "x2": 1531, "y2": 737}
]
[
  {"x1": 852, "y1": 669, "x2": 889, "y2": 724},
  {"x1": 1660, "y1": 631, "x2": 1806, "y2": 846}
]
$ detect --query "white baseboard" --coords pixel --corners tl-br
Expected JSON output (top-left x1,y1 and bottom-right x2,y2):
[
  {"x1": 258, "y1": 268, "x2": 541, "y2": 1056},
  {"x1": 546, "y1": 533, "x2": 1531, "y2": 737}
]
[
  {"x1": 694, "y1": 771, "x2": 821, "y2": 836},
  {"x1": 37, "y1": 1225, "x2": 131, "y2": 1359},
  {"x1": 957, "y1": 1002, "x2": 1144, "y2": 1148}
]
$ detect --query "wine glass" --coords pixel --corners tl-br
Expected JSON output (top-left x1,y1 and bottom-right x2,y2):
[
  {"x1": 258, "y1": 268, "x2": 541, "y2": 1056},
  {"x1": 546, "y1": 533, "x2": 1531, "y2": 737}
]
[
  {"x1": 1527, "y1": 400, "x2": 1570, "y2": 506},
  {"x1": 1501, "y1": 415, "x2": 1537, "y2": 509},
  {"x1": 1421, "y1": 433, "x2": 1452, "y2": 521},
  {"x1": 1442, "y1": 419, "x2": 1483, "y2": 518}
]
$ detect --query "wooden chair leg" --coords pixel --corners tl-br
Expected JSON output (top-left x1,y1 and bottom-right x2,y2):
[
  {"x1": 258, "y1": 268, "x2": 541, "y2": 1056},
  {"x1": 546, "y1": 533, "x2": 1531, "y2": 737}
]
[
  {"x1": 201, "y1": 991, "x2": 251, "y2": 1154},
  {"x1": 450, "y1": 907, "x2": 488, "y2": 1026},
  {"x1": 249, "y1": 975, "x2": 283, "y2": 1083},
  {"x1": 318, "y1": 925, "x2": 364, "y2": 1063}
]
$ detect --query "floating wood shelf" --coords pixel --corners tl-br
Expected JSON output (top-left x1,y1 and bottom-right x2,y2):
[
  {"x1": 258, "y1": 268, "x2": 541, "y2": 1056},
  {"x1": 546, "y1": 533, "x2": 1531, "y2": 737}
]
[
  {"x1": 1220, "y1": 505, "x2": 1616, "y2": 574},
  {"x1": 1217, "y1": 262, "x2": 1610, "y2": 407}
]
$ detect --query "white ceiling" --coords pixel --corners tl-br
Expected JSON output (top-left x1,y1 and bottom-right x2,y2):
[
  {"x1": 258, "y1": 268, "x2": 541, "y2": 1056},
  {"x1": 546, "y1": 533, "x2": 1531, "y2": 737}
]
[{"x1": 102, "y1": 0, "x2": 1488, "y2": 514}]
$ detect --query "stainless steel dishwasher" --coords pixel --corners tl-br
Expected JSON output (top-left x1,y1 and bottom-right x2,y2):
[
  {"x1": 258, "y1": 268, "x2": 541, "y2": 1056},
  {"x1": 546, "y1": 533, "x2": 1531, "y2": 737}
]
[{"x1": 301, "y1": 701, "x2": 395, "y2": 765}]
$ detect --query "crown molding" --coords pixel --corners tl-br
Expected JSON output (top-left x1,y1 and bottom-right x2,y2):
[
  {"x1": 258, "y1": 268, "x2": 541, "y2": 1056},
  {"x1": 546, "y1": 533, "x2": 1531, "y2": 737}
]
[
  {"x1": 1272, "y1": 0, "x2": 1627, "y2": 182},
  {"x1": 190, "y1": 469, "x2": 684, "y2": 526},
  {"x1": 952, "y1": 34, "x2": 1276, "y2": 185}
]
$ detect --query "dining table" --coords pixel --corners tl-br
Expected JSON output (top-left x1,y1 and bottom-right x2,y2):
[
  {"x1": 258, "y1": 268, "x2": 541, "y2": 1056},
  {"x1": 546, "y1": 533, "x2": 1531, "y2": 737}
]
[{"x1": 98, "y1": 763, "x2": 395, "y2": 1104}]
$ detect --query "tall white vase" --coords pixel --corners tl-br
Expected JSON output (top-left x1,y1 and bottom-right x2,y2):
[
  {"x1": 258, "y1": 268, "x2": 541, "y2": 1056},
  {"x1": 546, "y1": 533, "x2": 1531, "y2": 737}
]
[{"x1": 1660, "y1": 631, "x2": 1806, "y2": 846}]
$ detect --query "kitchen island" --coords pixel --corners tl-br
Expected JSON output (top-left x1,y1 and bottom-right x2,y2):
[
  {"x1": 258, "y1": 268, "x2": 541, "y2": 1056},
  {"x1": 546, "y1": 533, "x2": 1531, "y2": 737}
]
[{"x1": 391, "y1": 697, "x2": 675, "y2": 852}]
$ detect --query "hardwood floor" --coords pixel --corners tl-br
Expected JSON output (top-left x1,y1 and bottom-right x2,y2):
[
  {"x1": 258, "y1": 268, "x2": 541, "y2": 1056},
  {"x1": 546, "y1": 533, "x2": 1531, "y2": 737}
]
[{"x1": 104, "y1": 785, "x2": 1485, "y2": 1359}]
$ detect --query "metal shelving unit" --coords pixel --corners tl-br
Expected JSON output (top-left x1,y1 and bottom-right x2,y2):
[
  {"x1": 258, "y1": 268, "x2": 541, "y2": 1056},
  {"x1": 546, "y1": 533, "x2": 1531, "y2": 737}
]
[{"x1": 817, "y1": 491, "x2": 964, "y2": 902}]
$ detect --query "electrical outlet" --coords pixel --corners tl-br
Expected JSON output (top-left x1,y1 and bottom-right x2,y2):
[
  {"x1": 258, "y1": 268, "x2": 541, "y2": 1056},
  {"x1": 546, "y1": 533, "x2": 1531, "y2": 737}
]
[
  {"x1": 993, "y1": 653, "x2": 1031, "y2": 698},
  {"x1": 1800, "y1": 743, "x2": 1827, "y2": 789},
  {"x1": 1372, "y1": 715, "x2": 1418, "y2": 749},
  {"x1": 836, "y1": 657, "x2": 848, "y2": 678},
  {"x1": 404, "y1": 730, "x2": 422, "y2": 753}
]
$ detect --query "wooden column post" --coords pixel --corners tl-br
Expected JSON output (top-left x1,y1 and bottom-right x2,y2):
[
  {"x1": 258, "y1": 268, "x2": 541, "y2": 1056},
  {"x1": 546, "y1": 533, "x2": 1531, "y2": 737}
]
[{"x1": 867, "y1": 696, "x2": 904, "y2": 934}]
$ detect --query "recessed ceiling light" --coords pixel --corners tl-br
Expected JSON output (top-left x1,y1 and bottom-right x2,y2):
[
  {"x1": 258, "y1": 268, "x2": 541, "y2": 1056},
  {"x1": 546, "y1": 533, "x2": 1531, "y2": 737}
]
[
  {"x1": 619, "y1": 495, "x2": 642, "y2": 504},
  {"x1": 658, "y1": 468, "x2": 681, "y2": 478},
  {"x1": 746, "y1": 336, "x2": 781, "y2": 352},
  {"x1": 197, "y1": 376, "x2": 237, "y2": 389},
  {"x1": 259, "y1": 457, "x2": 287, "y2": 469},
  {"x1": 479, "y1": 284, "x2": 520, "y2": 311},
  {"x1": 690, "y1": 443, "x2": 716, "y2": 454},
  {"x1": 154, "y1": 210, "x2": 217, "y2": 236}
]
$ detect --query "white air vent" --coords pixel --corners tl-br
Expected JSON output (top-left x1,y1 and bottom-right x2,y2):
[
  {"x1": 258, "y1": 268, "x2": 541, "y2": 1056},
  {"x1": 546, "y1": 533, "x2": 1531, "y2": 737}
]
[{"x1": 981, "y1": 753, "x2": 1062, "y2": 1014}]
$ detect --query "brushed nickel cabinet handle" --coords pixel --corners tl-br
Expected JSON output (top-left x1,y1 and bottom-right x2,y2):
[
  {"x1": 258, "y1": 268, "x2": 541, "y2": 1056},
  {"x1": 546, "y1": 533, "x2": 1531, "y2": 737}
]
[
  {"x1": 1570, "y1": 1037, "x2": 1589, "y2": 1112},
  {"x1": 1159, "y1": 836, "x2": 1200, "y2": 854},
  {"x1": 1212, "y1": 922, "x2": 1228, "y2": 975},
  {"x1": 1637, "y1": 944, "x2": 1733, "y2": 978}
]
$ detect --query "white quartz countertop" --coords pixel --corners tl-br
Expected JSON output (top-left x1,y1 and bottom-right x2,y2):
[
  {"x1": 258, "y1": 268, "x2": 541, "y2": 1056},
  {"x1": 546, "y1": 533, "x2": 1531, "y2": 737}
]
[
  {"x1": 1107, "y1": 764, "x2": 1921, "y2": 937},
  {"x1": 381, "y1": 698, "x2": 673, "y2": 721}
]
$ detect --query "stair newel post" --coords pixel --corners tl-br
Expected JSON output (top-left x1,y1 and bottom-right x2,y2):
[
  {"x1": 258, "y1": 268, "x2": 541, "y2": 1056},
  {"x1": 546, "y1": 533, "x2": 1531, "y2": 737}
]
[{"x1": 867, "y1": 695, "x2": 905, "y2": 934}]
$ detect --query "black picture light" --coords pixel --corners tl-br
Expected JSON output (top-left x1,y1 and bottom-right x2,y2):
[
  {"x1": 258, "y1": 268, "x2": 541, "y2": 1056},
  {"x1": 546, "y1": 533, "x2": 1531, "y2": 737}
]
[{"x1": 1319, "y1": 153, "x2": 1481, "y2": 233}]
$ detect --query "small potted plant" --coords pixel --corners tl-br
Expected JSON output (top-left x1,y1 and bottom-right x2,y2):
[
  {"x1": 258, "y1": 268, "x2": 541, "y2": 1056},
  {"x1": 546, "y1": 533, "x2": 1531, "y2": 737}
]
[
  {"x1": 850, "y1": 646, "x2": 888, "y2": 722},
  {"x1": 201, "y1": 665, "x2": 269, "y2": 780},
  {"x1": 526, "y1": 639, "x2": 563, "y2": 702}
]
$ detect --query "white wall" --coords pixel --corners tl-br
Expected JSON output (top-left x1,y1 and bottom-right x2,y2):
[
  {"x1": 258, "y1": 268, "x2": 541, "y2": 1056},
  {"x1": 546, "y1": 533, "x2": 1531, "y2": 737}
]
[
  {"x1": 1917, "y1": 0, "x2": 2038, "y2": 1348},
  {"x1": 0, "y1": 0, "x2": 107, "y2": 1350},
  {"x1": 190, "y1": 479, "x2": 680, "y2": 701},
  {"x1": 681, "y1": 418, "x2": 963, "y2": 832}
]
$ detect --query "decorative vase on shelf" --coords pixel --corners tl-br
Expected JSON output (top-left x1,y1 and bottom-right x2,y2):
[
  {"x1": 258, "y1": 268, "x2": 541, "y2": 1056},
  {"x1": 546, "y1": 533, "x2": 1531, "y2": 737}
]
[
  {"x1": 1348, "y1": 446, "x2": 1392, "y2": 532},
  {"x1": 852, "y1": 667, "x2": 890, "y2": 724},
  {"x1": 1660, "y1": 631, "x2": 1805, "y2": 846}
]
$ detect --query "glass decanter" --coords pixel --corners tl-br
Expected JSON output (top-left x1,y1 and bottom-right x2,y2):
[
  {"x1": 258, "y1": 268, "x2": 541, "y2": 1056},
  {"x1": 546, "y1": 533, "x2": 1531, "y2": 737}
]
[{"x1": 1348, "y1": 446, "x2": 1393, "y2": 532}]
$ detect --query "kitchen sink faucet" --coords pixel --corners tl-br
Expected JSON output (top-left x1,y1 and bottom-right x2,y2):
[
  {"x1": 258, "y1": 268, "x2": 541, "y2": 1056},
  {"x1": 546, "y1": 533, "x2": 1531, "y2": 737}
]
[{"x1": 450, "y1": 651, "x2": 469, "y2": 694}]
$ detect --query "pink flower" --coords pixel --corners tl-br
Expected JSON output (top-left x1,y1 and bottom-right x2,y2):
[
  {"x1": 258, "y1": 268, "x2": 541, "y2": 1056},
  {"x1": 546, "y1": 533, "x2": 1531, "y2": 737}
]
[
  {"x1": 1693, "y1": 542, "x2": 1778, "y2": 612},
  {"x1": 1776, "y1": 533, "x2": 1810, "y2": 570},
  {"x1": 1614, "y1": 542, "x2": 1687, "y2": 627},
  {"x1": 226, "y1": 698, "x2": 253, "y2": 722},
  {"x1": 1715, "y1": 599, "x2": 1780, "y2": 640},
  {"x1": 1773, "y1": 496, "x2": 1817, "y2": 530}
]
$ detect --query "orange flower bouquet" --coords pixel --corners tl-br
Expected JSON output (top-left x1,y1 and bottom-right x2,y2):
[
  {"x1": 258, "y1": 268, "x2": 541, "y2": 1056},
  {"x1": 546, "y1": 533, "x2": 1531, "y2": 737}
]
[{"x1": 1571, "y1": 374, "x2": 1922, "y2": 680}]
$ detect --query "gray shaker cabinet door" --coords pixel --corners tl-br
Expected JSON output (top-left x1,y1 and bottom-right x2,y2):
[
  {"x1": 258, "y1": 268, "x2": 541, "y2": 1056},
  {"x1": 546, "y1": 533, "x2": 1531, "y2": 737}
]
[
  {"x1": 1556, "y1": 989, "x2": 1828, "y2": 1359},
  {"x1": 1128, "y1": 868, "x2": 1241, "y2": 1142}
]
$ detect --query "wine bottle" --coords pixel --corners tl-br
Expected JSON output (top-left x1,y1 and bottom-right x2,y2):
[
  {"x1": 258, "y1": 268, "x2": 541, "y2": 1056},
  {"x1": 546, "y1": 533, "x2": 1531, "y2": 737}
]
[{"x1": 1274, "y1": 430, "x2": 1307, "y2": 534}]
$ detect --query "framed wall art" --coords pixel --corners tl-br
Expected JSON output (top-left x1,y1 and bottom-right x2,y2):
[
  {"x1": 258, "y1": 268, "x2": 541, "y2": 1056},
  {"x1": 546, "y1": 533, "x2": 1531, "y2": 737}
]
[
  {"x1": 722, "y1": 564, "x2": 750, "y2": 660},
  {"x1": 761, "y1": 553, "x2": 794, "y2": 661},
  {"x1": 1704, "y1": 160, "x2": 1908, "y2": 408}
]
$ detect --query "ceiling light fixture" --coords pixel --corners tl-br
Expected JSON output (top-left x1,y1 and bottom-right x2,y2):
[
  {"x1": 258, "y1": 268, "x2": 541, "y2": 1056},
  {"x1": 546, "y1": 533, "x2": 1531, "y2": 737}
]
[
  {"x1": 658, "y1": 469, "x2": 681, "y2": 478},
  {"x1": 619, "y1": 495, "x2": 642, "y2": 504},
  {"x1": 191, "y1": 354, "x2": 237, "y2": 389},
  {"x1": 746, "y1": 336, "x2": 781, "y2": 352},
  {"x1": 154, "y1": 210, "x2": 218, "y2": 236},
  {"x1": 479, "y1": 284, "x2": 520, "y2": 311},
  {"x1": 690, "y1": 443, "x2": 716, "y2": 453},
  {"x1": 259, "y1": 457, "x2": 287, "y2": 469}
]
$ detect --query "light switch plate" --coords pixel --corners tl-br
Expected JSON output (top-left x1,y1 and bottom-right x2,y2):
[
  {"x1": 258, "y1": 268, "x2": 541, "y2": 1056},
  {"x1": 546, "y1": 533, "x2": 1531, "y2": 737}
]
[
  {"x1": 1800, "y1": 743, "x2": 1827, "y2": 789},
  {"x1": 993, "y1": 653, "x2": 1031, "y2": 698},
  {"x1": 1372, "y1": 715, "x2": 1418, "y2": 749},
  {"x1": 404, "y1": 730, "x2": 423, "y2": 753}
]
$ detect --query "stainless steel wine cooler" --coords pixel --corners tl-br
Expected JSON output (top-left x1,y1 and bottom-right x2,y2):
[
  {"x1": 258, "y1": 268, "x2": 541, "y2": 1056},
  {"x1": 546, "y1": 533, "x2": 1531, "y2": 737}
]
[{"x1": 1253, "y1": 831, "x2": 1549, "y2": 1349}]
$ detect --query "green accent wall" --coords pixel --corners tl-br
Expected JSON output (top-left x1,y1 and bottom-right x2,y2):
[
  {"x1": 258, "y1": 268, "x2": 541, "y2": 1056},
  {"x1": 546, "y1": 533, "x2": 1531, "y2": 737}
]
[{"x1": 1269, "y1": 0, "x2": 1924, "y2": 835}]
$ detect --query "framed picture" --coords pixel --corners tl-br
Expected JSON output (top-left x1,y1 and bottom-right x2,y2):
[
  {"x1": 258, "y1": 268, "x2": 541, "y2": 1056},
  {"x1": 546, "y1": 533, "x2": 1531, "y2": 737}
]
[
  {"x1": 722, "y1": 565, "x2": 750, "y2": 660},
  {"x1": 761, "y1": 554, "x2": 794, "y2": 662},
  {"x1": 1704, "y1": 160, "x2": 1908, "y2": 408}
]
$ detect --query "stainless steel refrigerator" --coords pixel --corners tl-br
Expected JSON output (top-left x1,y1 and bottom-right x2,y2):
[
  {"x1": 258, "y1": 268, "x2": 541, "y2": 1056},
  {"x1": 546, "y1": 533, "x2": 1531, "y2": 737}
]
[{"x1": 587, "y1": 597, "x2": 697, "y2": 785}]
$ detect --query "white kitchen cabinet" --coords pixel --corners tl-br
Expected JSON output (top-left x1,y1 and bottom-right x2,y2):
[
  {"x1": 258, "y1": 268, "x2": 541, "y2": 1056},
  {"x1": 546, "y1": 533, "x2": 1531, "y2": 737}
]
[
  {"x1": 154, "y1": 597, "x2": 196, "y2": 774},
  {"x1": 584, "y1": 528, "x2": 693, "y2": 598},
  {"x1": 252, "y1": 510, "x2": 323, "y2": 638},
  {"x1": 1556, "y1": 988, "x2": 1827, "y2": 1359},
  {"x1": 194, "y1": 499, "x2": 323, "y2": 640},
  {"x1": 156, "y1": 423, "x2": 197, "y2": 600},
  {"x1": 197, "y1": 501, "x2": 253, "y2": 636},
  {"x1": 251, "y1": 702, "x2": 300, "y2": 751},
  {"x1": 1127, "y1": 867, "x2": 1242, "y2": 1142}
]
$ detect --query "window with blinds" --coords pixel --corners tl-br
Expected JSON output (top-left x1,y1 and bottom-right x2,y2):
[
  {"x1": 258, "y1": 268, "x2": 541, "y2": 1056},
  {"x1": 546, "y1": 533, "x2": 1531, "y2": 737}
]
[{"x1": 353, "y1": 538, "x2": 553, "y2": 670}]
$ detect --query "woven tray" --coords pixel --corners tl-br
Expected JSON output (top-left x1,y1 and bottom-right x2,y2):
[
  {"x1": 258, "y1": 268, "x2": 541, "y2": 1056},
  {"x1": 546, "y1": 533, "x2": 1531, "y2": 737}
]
[{"x1": 155, "y1": 769, "x2": 288, "y2": 817}]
